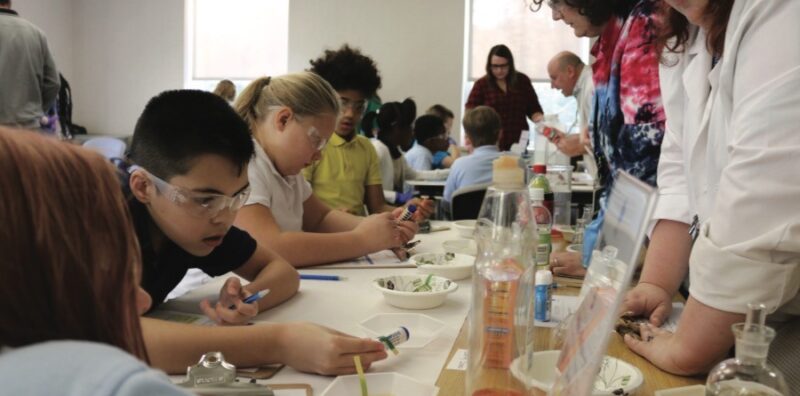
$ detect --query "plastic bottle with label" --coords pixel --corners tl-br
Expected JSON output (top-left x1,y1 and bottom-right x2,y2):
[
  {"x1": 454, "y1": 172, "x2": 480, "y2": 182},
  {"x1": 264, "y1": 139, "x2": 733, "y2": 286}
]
[
  {"x1": 466, "y1": 156, "x2": 535, "y2": 396},
  {"x1": 529, "y1": 187, "x2": 552, "y2": 271}
]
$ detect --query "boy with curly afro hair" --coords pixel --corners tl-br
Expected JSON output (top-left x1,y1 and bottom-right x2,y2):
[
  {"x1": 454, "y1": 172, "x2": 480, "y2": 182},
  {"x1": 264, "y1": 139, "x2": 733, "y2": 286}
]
[{"x1": 302, "y1": 45, "x2": 420, "y2": 219}]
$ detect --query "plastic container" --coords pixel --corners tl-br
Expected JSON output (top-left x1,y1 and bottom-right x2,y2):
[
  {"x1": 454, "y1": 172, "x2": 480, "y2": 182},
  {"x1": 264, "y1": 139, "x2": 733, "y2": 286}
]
[
  {"x1": 359, "y1": 313, "x2": 445, "y2": 349},
  {"x1": 529, "y1": 163, "x2": 553, "y2": 215},
  {"x1": 466, "y1": 156, "x2": 535, "y2": 396},
  {"x1": 530, "y1": 187, "x2": 552, "y2": 270},
  {"x1": 320, "y1": 372, "x2": 438, "y2": 396},
  {"x1": 546, "y1": 164, "x2": 572, "y2": 227},
  {"x1": 454, "y1": 219, "x2": 477, "y2": 238},
  {"x1": 534, "y1": 270, "x2": 552, "y2": 322}
]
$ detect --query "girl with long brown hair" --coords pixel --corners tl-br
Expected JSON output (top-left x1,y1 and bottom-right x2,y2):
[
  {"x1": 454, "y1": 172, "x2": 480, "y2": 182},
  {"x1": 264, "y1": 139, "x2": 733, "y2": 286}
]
[{"x1": 0, "y1": 127, "x2": 189, "y2": 395}]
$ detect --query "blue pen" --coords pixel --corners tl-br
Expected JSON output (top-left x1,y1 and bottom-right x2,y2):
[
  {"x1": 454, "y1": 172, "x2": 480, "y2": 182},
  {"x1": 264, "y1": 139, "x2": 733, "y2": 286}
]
[
  {"x1": 300, "y1": 274, "x2": 344, "y2": 281},
  {"x1": 228, "y1": 289, "x2": 269, "y2": 309}
]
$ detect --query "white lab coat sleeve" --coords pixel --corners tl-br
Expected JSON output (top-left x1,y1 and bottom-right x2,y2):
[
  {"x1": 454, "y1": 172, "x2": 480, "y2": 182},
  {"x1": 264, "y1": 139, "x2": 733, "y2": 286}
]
[
  {"x1": 689, "y1": 0, "x2": 800, "y2": 315},
  {"x1": 652, "y1": 54, "x2": 692, "y2": 227}
]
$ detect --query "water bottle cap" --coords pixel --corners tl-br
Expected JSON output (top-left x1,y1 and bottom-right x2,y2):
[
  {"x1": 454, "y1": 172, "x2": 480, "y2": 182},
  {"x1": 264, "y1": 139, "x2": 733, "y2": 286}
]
[{"x1": 532, "y1": 164, "x2": 547, "y2": 174}]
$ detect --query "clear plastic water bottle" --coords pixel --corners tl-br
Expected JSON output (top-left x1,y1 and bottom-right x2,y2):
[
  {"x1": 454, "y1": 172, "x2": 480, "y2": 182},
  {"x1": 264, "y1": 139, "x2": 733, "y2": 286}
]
[
  {"x1": 528, "y1": 163, "x2": 553, "y2": 214},
  {"x1": 466, "y1": 155, "x2": 536, "y2": 396},
  {"x1": 529, "y1": 187, "x2": 552, "y2": 271},
  {"x1": 706, "y1": 303, "x2": 789, "y2": 395}
]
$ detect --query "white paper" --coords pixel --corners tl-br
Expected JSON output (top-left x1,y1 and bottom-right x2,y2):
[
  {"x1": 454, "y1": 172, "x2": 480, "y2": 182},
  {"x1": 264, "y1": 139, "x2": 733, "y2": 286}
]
[
  {"x1": 445, "y1": 349, "x2": 468, "y2": 371},
  {"x1": 535, "y1": 295, "x2": 579, "y2": 328},
  {"x1": 311, "y1": 249, "x2": 414, "y2": 269},
  {"x1": 272, "y1": 390, "x2": 308, "y2": 396}
]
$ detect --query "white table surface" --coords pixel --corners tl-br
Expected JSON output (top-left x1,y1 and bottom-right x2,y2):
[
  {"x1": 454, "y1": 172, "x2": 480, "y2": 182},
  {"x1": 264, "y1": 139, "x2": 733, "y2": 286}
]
[
  {"x1": 406, "y1": 179, "x2": 447, "y2": 187},
  {"x1": 159, "y1": 222, "x2": 471, "y2": 394}
]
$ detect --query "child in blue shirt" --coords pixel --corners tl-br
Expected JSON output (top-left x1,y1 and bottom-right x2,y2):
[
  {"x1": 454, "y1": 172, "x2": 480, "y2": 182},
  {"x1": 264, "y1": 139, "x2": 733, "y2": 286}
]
[{"x1": 443, "y1": 106, "x2": 503, "y2": 204}]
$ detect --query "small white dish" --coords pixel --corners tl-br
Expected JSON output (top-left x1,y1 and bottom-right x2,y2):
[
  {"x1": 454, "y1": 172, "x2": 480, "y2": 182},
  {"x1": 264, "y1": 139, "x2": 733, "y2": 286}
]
[
  {"x1": 654, "y1": 385, "x2": 705, "y2": 396},
  {"x1": 453, "y1": 219, "x2": 477, "y2": 238},
  {"x1": 442, "y1": 239, "x2": 478, "y2": 256},
  {"x1": 411, "y1": 252, "x2": 474, "y2": 280},
  {"x1": 359, "y1": 313, "x2": 446, "y2": 349},
  {"x1": 320, "y1": 372, "x2": 438, "y2": 396},
  {"x1": 373, "y1": 275, "x2": 458, "y2": 310},
  {"x1": 510, "y1": 350, "x2": 643, "y2": 396},
  {"x1": 566, "y1": 243, "x2": 582, "y2": 254}
]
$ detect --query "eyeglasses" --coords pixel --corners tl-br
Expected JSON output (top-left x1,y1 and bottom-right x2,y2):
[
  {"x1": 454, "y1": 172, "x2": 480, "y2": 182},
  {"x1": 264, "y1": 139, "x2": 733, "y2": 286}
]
[
  {"x1": 339, "y1": 98, "x2": 367, "y2": 114},
  {"x1": 305, "y1": 124, "x2": 328, "y2": 151},
  {"x1": 490, "y1": 63, "x2": 510, "y2": 70},
  {"x1": 144, "y1": 170, "x2": 251, "y2": 218}
]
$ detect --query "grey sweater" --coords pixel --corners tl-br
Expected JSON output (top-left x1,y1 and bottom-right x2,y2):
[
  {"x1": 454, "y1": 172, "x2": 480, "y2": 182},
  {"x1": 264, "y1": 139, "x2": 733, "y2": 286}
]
[{"x1": 0, "y1": 9, "x2": 60, "y2": 128}]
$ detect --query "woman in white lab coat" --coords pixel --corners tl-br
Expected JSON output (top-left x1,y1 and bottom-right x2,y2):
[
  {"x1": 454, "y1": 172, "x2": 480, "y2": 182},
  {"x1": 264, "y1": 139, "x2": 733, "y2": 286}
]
[{"x1": 621, "y1": 0, "x2": 800, "y2": 386}]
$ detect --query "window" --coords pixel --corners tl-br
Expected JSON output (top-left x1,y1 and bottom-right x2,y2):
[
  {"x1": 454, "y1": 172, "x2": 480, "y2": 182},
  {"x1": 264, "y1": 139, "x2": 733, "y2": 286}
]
[
  {"x1": 465, "y1": 0, "x2": 590, "y2": 136},
  {"x1": 185, "y1": 0, "x2": 289, "y2": 91}
]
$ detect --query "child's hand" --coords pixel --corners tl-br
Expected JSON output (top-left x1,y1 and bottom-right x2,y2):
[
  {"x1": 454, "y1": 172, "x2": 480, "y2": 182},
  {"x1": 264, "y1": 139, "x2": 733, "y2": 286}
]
[
  {"x1": 278, "y1": 322, "x2": 388, "y2": 375},
  {"x1": 405, "y1": 198, "x2": 435, "y2": 220},
  {"x1": 356, "y1": 212, "x2": 416, "y2": 251},
  {"x1": 199, "y1": 277, "x2": 258, "y2": 325}
]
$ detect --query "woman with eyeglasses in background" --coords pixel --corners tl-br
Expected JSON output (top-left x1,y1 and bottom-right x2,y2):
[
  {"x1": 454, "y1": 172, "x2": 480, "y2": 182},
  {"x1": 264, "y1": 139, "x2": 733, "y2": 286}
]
[
  {"x1": 466, "y1": 44, "x2": 544, "y2": 151},
  {"x1": 233, "y1": 72, "x2": 420, "y2": 268}
]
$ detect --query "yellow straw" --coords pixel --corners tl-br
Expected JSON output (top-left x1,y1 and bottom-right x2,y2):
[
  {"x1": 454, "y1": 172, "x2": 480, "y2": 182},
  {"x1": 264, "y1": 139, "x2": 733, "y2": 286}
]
[{"x1": 354, "y1": 355, "x2": 368, "y2": 396}]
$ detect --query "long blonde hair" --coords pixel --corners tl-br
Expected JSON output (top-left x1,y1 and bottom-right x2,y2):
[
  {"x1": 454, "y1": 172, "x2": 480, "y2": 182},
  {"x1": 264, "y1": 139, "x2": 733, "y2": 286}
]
[
  {"x1": 0, "y1": 127, "x2": 148, "y2": 361},
  {"x1": 234, "y1": 72, "x2": 340, "y2": 131}
]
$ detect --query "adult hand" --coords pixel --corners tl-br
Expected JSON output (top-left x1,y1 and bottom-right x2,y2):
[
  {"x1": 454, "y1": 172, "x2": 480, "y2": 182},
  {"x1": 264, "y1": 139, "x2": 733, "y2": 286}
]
[
  {"x1": 556, "y1": 134, "x2": 587, "y2": 157},
  {"x1": 549, "y1": 251, "x2": 586, "y2": 277},
  {"x1": 621, "y1": 282, "x2": 673, "y2": 326},
  {"x1": 200, "y1": 277, "x2": 259, "y2": 325},
  {"x1": 279, "y1": 322, "x2": 388, "y2": 375},
  {"x1": 623, "y1": 323, "x2": 690, "y2": 375}
]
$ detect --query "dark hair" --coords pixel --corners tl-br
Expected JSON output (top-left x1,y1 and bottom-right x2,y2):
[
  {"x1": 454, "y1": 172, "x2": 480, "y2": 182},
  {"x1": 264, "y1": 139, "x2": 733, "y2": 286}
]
[
  {"x1": 529, "y1": 0, "x2": 638, "y2": 26},
  {"x1": 426, "y1": 104, "x2": 454, "y2": 120},
  {"x1": 308, "y1": 44, "x2": 382, "y2": 98},
  {"x1": 0, "y1": 1, "x2": 10, "y2": 6},
  {"x1": 0, "y1": 128, "x2": 148, "y2": 361},
  {"x1": 485, "y1": 44, "x2": 518, "y2": 86},
  {"x1": 129, "y1": 90, "x2": 254, "y2": 180},
  {"x1": 463, "y1": 106, "x2": 501, "y2": 147},
  {"x1": 363, "y1": 98, "x2": 416, "y2": 159},
  {"x1": 413, "y1": 115, "x2": 445, "y2": 145},
  {"x1": 656, "y1": 0, "x2": 733, "y2": 60}
]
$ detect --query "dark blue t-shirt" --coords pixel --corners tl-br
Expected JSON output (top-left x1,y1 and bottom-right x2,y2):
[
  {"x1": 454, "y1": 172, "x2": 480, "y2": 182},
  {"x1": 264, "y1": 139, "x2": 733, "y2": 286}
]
[{"x1": 122, "y1": 173, "x2": 256, "y2": 311}]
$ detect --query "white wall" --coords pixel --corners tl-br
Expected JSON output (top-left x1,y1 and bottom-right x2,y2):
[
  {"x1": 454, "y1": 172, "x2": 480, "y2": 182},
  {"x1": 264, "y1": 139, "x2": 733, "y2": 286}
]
[
  {"x1": 17, "y1": 1, "x2": 467, "y2": 137},
  {"x1": 12, "y1": 0, "x2": 75, "y2": 80},
  {"x1": 69, "y1": 0, "x2": 184, "y2": 136},
  {"x1": 289, "y1": 0, "x2": 466, "y2": 138}
]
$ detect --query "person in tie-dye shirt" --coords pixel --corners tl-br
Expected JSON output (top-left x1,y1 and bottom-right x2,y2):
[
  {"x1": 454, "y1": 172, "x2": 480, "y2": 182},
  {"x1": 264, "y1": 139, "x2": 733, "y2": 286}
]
[{"x1": 532, "y1": 0, "x2": 665, "y2": 275}]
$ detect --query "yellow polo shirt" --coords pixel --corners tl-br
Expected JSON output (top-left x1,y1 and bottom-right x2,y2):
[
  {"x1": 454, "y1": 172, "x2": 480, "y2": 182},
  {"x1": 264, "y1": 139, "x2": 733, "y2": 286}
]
[{"x1": 303, "y1": 133, "x2": 383, "y2": 216}]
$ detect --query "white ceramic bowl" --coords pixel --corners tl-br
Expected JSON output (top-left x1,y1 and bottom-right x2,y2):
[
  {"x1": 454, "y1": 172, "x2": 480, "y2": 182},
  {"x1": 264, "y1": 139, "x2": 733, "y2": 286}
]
[
  {"x1": 373, "y1": 275, "x2": 458, "y2": 310},
  {"x1": 442, "y1": 239, "x2": 478, "y2": 256},
  {"x1": 453, "y1": 219, "x2": 477, "y2": 238},
  {"x1": 412, "y1": 252, "x2": 474, "y2": 280},
  {"x1": 510, "y1": 350, "x2": 643, "y2": 396},
  {"x1": 359, "y1": 313, "x2": 446, "y2": 349},
  {"x1": 321, "y1": 372, "x2": 438, "y2": 396}
]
